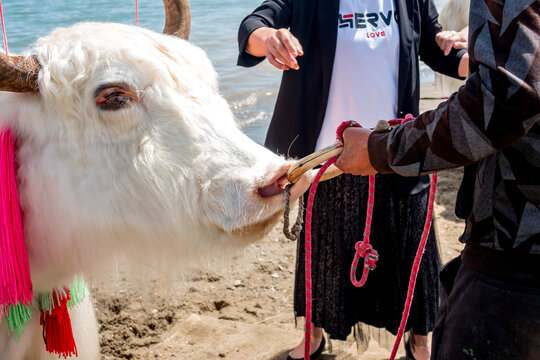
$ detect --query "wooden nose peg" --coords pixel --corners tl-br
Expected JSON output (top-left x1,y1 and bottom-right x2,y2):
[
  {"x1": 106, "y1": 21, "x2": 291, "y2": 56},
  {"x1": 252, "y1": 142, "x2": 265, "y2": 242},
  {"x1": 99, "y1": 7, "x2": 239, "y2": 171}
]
[{"x1": 287, "y1": 142, "x2": 343, "y2": 184}]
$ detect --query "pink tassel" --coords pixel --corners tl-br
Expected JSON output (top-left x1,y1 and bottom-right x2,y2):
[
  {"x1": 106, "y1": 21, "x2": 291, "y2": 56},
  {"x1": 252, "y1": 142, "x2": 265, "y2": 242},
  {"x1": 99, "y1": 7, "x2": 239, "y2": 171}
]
[{"x1": 0, "y1": 127, "x2": 33, "y2": 307}]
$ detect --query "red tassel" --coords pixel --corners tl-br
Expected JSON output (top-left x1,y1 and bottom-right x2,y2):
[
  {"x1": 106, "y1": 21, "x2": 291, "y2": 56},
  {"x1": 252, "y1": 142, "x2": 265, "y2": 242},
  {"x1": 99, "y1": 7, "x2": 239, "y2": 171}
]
[
  {"x1": 0, "y1": 128, "x2": 33, "y2": 308},
  {"x1": 40, "y1": 289, "x2": 78, "y2": 358}
]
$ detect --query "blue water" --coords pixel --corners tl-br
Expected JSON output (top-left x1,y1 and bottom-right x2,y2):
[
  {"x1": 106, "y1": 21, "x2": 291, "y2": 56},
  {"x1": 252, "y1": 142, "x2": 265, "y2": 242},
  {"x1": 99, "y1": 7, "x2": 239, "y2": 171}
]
[{"x1": 1, "y1": 0, "x2": 441, "y2": 144}]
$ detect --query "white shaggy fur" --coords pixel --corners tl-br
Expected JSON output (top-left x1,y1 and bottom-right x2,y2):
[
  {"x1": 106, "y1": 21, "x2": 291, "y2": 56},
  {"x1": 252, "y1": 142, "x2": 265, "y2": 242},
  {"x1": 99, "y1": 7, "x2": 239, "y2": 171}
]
[
  {"x1": 0, "y1": 22, "x2": 293, "y2": 359},
  {"x1": 436, "y1": 0, "x2": 470, "y2": 96},
  {"x1": 439, "y1": 0, "x2": 470, "y2": 32}
]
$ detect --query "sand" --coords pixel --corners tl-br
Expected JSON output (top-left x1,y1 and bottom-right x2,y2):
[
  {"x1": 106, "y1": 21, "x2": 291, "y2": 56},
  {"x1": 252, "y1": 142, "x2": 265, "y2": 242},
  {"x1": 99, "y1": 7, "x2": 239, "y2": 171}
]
[{"x1": 91, "y1": 85, "x2": 467, "y2": 360}]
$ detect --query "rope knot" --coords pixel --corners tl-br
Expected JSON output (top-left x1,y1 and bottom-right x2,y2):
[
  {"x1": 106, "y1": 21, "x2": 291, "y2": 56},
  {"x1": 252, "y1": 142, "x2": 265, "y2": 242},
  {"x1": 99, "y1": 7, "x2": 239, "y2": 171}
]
[
  {"x1": 335, "y1": 120, "x2": 361, "y2": 143},
  {"x1": 350, "y1": 241, "x2": 379, "y2": 287},
  {"x1": 355, "y1": 242, "x2": 372, "y2": 257},
  {"x1": 404, "y1": 113, "x2": 415, "y2": 122},
  {"x1": 388, "y1": 114, "x2": 416, "y2": 126},
  {"x1": 364, "y1": 250, "x2": 379, "y2": 270},
  {"x1": 355, "y1": 242, "x2": 379, "y2": 270}
]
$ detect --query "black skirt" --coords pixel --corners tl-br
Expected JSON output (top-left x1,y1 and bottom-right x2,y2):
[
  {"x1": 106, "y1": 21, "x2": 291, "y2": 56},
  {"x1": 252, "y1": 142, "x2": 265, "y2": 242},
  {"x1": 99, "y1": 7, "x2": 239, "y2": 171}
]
[{"x1": 293, "y1": 173, "x2": 440, "y2": 339}]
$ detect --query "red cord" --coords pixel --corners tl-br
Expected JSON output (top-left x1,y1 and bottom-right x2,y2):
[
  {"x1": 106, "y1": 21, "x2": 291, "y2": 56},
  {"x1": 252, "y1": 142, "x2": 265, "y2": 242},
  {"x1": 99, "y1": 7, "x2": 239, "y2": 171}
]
[
  {"x1": 389, "y1": 172, "x2": 437, "y2": 359},
  {"x1": 303, "y1": 155, "x2": 337, "y2": 359},
  {"x1": 337, "y1": 121, "x2": 381, "y2": 288},
  {"x1": 0, "y1": 0, "x2": 8, "y2": 55},
  {"x1": 349, "y1": 175, "x2": 379, "y2": 287},
  {"x1": 303, "y1": 117, "x2": 437, "y2": 360}
]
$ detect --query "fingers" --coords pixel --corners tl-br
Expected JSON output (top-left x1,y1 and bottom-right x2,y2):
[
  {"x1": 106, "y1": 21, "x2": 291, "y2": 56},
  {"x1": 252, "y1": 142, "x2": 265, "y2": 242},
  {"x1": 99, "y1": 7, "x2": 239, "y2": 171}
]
[
  {"x1": 269, "y1": 36, "x2": 298, "y2": 69},
  {"x1": 334, "y1": 128, "x2": 377, "y2": 176},
  {"x1": 266, "y1": 52, "x2": 289, "y2": 70},
  {"x1": 435, "y1": 30, "x2": 468, "y2": 56},
  {"x1": 279, "y1": 29, "x2": 303, "y2": 57},
  {"x1": 443, "y1": 39, "x2": 454, "y2": 56},
  {"x1": 286, "y1": 31, "x2": 304, "y2": 56},
  {"x1": 453, "y1": 41, "x2": 468, "y2": 50},
  {"x1": 266, "y1": 29, "x2": 303, "y2": 70}
]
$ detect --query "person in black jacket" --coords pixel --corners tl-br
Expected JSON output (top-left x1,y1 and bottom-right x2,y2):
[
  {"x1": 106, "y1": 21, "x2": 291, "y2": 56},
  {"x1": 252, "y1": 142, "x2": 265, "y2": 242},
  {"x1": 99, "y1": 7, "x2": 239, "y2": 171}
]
[{"x1": 238, "y1": 1, "x2": 467, "y2": 359}]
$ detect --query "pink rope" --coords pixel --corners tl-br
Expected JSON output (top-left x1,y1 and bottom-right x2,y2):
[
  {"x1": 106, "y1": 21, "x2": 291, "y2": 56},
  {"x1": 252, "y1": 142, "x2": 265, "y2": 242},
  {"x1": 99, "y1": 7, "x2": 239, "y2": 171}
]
[
  {"x1": 304, "y1": 120, "x2": 375, "y2": 359},
  {"x1": 304, "y1": 155, "x2": 337, "y2": 359},
  {"x1": 336, "y1": 121, "x2": 381, "y2": 288},
  {"x1": 0, "y1": 0, "x2": 9, "y2": 55},
  {"x1": 349, "y1": 175, "x2": 379, "y2": 287},
  {"x1": 389, "y1": 172, "x2": 437, "y2": 360},
  {"x1": 303, "y1": 116, "x2": 437, "y2": 359},
  {"x1": 135, "y1": 0, "x2": 139, "y2": 26}
]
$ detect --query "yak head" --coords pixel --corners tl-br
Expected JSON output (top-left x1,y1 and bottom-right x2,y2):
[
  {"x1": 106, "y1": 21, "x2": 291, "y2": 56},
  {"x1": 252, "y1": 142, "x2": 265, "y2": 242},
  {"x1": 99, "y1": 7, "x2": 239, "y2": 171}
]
[{"x1": 0, "y1": 0, "x2": 308, "y2": 291}]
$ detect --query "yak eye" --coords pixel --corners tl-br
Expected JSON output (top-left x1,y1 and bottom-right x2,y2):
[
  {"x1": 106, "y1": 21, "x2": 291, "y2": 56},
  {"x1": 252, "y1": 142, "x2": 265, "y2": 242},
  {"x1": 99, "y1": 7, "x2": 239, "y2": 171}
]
[{"x1": 94, "y1": 84, "x2": 138, "y2": 111}]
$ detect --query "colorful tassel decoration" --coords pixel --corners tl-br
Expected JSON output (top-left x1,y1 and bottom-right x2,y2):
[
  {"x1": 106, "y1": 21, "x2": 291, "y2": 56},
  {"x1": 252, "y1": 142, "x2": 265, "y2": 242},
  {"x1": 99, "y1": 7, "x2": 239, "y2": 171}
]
[
  {"x1": 0, "y1": 126, "x2": 87, "y2": 356},
  {"x1": 5, "y1": 302, "x2": 32, "y2": 339},
  {"x1": 0, "y1": 128, "x2": 33, "y2": 308},
  {"x1": 40, "y1": 288, "x2": 78, "y2": 359},
  {"x1": 67, "y1": 275, "x2": 88, "y2": 307}
]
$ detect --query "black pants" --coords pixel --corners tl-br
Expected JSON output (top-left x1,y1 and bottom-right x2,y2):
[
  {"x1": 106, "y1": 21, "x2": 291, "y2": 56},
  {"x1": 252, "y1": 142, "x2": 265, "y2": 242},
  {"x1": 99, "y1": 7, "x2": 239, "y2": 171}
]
[{"x1": 432, "y1": 244, "x2": 540, "y2": 360}]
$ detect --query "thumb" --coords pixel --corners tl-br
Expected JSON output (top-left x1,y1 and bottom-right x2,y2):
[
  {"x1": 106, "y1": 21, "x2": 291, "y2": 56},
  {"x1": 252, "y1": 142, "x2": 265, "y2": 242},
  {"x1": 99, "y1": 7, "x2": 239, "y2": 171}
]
[{"x1": 454, "y1": 41, "x2": 468, "y2": 50}]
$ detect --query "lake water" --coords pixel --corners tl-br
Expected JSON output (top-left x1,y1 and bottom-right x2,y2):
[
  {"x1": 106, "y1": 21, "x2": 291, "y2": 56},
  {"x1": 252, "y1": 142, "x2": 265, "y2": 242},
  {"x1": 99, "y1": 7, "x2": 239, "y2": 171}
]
[{"x1": 0, "y1": 0, "x2": 443, "y2": 144}]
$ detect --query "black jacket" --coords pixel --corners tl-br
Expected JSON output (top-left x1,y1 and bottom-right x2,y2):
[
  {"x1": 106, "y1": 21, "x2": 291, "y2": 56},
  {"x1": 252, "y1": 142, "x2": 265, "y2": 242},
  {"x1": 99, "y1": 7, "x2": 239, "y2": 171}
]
[{"x1": 238, "y1": 0, "x2": 465, "y2": 193}]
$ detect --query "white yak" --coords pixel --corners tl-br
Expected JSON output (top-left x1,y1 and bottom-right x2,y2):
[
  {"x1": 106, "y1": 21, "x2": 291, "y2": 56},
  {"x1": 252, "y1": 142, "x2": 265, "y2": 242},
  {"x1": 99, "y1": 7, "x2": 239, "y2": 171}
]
[{"x1": 0, "y1": 1, "x2": 309, "y2": 358}]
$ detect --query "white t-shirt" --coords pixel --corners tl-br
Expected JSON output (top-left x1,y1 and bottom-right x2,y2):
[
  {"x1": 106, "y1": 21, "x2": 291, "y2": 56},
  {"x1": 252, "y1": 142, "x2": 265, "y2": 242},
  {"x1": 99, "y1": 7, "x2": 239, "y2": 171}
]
[{"x1": 315, "y1": 0, "x2": 400, "y2": 151}]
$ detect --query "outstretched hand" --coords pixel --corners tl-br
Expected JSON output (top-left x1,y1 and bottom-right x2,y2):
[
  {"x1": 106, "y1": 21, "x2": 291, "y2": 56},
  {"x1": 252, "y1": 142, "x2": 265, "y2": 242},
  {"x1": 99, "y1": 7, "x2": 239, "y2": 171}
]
[
  {"x1": 435, "y1": 27, "x2": 468, "y2": 55},
  {"x1": 436, "y1": 26, "x2": 469, "y2": 77},
  {"x1": 246, "y1": 27, "x2": 304, "y2": 70},
  {"x1": 334, "y1": 127, "x2": 377, "y2": 176}
]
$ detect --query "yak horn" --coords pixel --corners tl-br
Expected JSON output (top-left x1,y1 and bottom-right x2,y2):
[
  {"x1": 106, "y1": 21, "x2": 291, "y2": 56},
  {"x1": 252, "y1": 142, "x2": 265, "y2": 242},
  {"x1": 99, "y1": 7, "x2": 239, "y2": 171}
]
[
  {"x1": 0, "y1": 53, "x2": 40, "y2": 93},
  {"x1": 163, "y1": 0, "x2": 191, "y2": 40},
  {"x1": 0, "y1": 1, "x2": 189, "y2": 93}
]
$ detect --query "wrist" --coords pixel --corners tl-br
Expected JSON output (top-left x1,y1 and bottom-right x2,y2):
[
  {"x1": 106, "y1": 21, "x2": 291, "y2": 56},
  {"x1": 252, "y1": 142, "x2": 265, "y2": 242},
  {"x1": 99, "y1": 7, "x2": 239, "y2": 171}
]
[{"x1": 458, "y1": 52, "x2": 469, "y2": 78}]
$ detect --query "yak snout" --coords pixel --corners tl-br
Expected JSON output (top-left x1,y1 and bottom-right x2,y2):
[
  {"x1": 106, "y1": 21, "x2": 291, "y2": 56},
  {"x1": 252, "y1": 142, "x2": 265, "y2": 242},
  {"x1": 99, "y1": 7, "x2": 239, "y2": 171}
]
[
  {"x1": 256, "y1": 164, "x2": 311, "y2": 203},
  {"x1": 257, "y1": 171, "x2": 289, "y2": 198}
]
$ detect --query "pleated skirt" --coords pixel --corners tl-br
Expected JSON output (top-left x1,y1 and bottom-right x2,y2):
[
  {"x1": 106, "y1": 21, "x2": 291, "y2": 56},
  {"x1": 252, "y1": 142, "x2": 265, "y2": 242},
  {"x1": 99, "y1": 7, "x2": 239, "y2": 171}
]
[{"x1": 293, "y1": 173, "x2": 440, "y2": 339}]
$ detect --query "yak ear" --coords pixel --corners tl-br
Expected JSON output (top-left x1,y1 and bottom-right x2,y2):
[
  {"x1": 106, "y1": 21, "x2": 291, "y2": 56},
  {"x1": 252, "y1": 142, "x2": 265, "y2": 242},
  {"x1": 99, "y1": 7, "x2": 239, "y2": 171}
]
[
  {"x1": 0, "y1": 54, "x2": 40, "y2": 93},
  {"x1": 162, "y1": 0, "x2": 191, "y2": 40}
]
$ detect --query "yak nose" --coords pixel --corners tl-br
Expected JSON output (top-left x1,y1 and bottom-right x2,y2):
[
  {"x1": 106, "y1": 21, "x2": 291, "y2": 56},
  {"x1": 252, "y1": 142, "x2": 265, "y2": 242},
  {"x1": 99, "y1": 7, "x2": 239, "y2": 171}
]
[{"x1": 257, "y1": 173, "x2": 289, "y2": 198}]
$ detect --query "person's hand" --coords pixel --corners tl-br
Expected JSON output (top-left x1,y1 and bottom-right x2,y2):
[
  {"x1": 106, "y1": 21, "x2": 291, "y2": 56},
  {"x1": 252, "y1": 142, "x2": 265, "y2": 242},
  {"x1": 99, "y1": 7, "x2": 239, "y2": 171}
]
[
  {"x1": 435, "y1": 27, "x2": 468, "y2": 56},
  {"x1": 334, "y1": 127, "x2": 377, "y2": 176},
  {"x1": 246, "y1": 27, "x2": 303, "y2": 70}
]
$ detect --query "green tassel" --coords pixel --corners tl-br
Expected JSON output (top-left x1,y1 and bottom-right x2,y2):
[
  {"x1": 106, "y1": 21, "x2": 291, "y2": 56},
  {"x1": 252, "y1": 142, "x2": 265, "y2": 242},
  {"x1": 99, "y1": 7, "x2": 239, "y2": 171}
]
[
  {"x1": 5, "y1": 302, "x2": 32, "y2": 340},
  {"x1": 67, "y1": 275, "x2": 88, "y2": 308},
  {"x1": 39, "y1": 276, "x2": 88, "y2": 313},
  {"x1": 39, "y1": 288, "x2": 67, "y2": 314},
  {"x1": 39, "y1": 292, "x2": 54, "y2": 314}
]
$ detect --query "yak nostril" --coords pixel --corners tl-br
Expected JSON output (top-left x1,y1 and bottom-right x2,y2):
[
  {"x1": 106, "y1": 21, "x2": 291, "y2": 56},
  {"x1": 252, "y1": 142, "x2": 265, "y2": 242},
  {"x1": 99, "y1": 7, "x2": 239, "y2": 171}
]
[{"x1": 258, "y1": 174, "x2": 289, "y2": 198}]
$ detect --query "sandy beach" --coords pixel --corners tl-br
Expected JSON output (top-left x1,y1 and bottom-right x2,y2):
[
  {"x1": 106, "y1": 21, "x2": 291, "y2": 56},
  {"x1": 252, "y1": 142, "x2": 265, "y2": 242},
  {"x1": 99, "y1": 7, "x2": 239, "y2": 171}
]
[{"x1": 92, "y1": 84, "x2": 467, "y2": 360}]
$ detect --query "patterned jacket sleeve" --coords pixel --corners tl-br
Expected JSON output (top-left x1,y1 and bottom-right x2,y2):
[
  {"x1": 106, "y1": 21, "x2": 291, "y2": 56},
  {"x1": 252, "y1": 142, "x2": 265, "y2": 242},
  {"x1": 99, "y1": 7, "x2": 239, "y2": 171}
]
[{"x1": 368, "y1": 1, "x2": 540, "y2": 176}]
